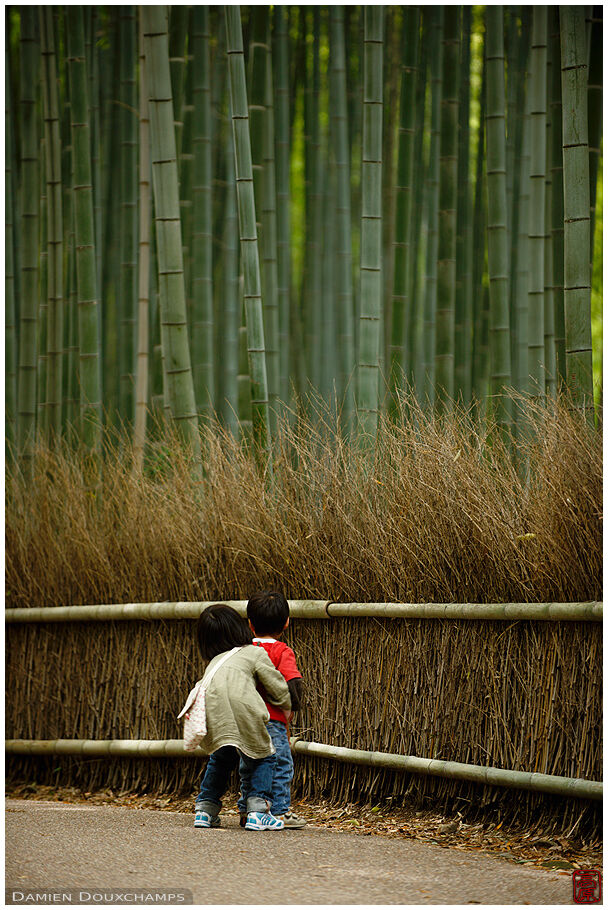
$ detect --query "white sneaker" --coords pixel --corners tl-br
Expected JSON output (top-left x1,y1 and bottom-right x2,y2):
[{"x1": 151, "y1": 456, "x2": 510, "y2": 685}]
[
  {"x1": 194, "y1": 810, "x2": 221, "y2": 828},
  {"x1": 244, "y1": 811, "x2": 284, "y2": 831}
]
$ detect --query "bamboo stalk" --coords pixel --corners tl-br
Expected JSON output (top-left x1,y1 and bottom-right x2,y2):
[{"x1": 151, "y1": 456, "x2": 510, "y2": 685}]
[
  {"x1": 142, "y1": 6, "x2": 201, "y2": 469},
  {"x1": 133, "y1": 11, "x2": 151, "y2": 472},
  {"x1": 5, "y1": 738, "x2": 601, "y2": 801},
  {"x1": 225, "y1": 5, "x2": 272, "y2": 461},
  {"x1": 434, "y1": 8, "x2": 460, "y2": 412},
  {"x1": 560, "y1": 7, "x2": 594, "y2": 418},
  {"x1": 40, "y1": 7, "x2": 64, "y2": 441},
  {"x1": 485, "y1": 6, "x2": 512, "y2": 436},
  {"x1": 527, "y1": 8, "x2": 548, "y2": 399},
  {"x1": 16, "y1": 8, "x2": 40, "y2": 463},
  {"x1": 5, "y1": 601, "x2": 602, "y2": 624},
  {"x1": 357, "y1": 6, "x2": 384, "y2": 438}
]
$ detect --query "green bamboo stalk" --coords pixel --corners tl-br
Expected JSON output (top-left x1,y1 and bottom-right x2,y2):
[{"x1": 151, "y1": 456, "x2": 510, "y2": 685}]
[
  {"x1": 119, "y1": 7, "x2": 137, "y2": 425},
  {"x1": 142, "y1": 5, "x2": 202, "y2": 470},
  {"x1": 543, "y1": 41, "x2": 556, "y2": 399},
  {"x1": 321, "y1": 156, "x2": 337, "y2": 406},
  {"x1": 16, "y1": 9, "x2": 40, "y2": 461},
  {"x1": 485, "y1": 6, "x2": 512, "y2": 434},
  {"x1": 273, "y1": 6, "x2": 292, "y2": 408},
  {"x1": 134, "y1": 11, "x2": 152, "y2": 472},
  {"x1": 40, "y1": 6, "x2": 64, "y2": 441},
  {"x1": 470, "y1": 42, "x2": 487, "y2": 405},
  {"x1": 37, "y1": 136, "x2": 48, "y2": 438},
  {"x1": 507, "y1": 10, "x2": 531, "y2": 396},
  {"x1": 410, "y1": 23, "x2": 430, "y2": 401},
  {"x1": 168, "y1": 5, "x2": 188, "y2": 163},
  {"x1": 454, "y1": 6, "x2": 472, "y2": 405},
  {"x1": 5, "y1": 51, "x2": 17, "y2": 453},
  {"x1": 434, "y1": 7, "x2": 460, "y2": 413},
  {"x1": 62, "y1": 25, "x2": 78, "y2": 437},
  {"x1": 550, "y1": 11, "x2": 566, "y2": 386},
  {"x1": 224, "y1": 5, "x2": 272, "y2": 461},
  {"x1": 248, "y1": 8, "x2": 280, "y2": 427},
  {"x1": 527, "y1": 8, "x2": 547, "y2": 399},
  {"x1": 99, "y1": 11, "x2": 121, "y2": 426},
  {"x1": 505, "y1": 8, "x2": 518, "y2": 243},
  {"x1": 381, "y1": 8, "x2": 401, "y2": 389},
  {"x1": 191, "y1": 7, "x2": 214, "y2": 420},
  {"x1": 560, "y1": 7, "x2": 594, "y2": 417},
  {"x1": 88, "y1": 8, "x2": 103, "y2": 302},
  {"x1": 6, "y1": 601, "x2": 601, "y2": 624},
  {"x1": 329, "y1": 7, "x2": 355, "y2": 420},
  {"x1": 221, "y1": 130, "x2": 239, "y2": 438},
  {"x1": 262, "y1": 19, "x2": 281, "y2": 420},
  {"x1": 179, "y1": 27, "x2": 194, "y2": 353},
  {"x1": 514, "y1": 52, "x2": 531, "y2": 399},
  {"x1": 389, "y1": 7, "x2": 419, "y2": 412},
  {"x1": 64, "y1": 175, "x2": 78, "y2": 438},
  {"x1": 67, "y1": 6, "x2": 102, "y2": 455},
  {"x1": 587, "y1": 7, "x2": 602, "y2": 266},
  {"x1": 422, "y1": 8, "x2": 443, "y2": 407},
  {"x1": 357, "y1": 6, "x2": 384, "y2": 438},
  {"x1": 301, "y1": 9, "x2": 324, "y2": 393}
]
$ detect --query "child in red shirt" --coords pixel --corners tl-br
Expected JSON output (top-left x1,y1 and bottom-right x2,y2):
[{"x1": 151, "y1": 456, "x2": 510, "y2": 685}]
[{"x1": 239, "y1": 590, "x2": 306, "y2": 829}]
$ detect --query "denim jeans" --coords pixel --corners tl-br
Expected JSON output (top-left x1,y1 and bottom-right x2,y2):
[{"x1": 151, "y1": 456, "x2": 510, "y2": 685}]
[
  {"x1": 238, "y1": 721, "x2": 293, "y2": 816},
  {"x1": 195, "y1": 745, "x2": 276, "y2": 816}
]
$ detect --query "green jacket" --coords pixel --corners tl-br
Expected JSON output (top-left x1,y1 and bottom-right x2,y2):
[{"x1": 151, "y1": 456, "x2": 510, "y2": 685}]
[{"x1": 197, "y1": 644, "x2": 292, "y2": 759}]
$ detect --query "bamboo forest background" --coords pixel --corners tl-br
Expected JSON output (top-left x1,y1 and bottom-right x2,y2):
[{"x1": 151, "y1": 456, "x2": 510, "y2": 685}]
[{"x1": 5, "y1": 5, "x2": 603, "y2": 471}]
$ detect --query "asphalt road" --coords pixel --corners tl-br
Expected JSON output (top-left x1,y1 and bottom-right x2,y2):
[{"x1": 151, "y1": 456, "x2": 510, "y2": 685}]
[{"x1": 6, "y1": 799, "x2": 575, "y2": 906}]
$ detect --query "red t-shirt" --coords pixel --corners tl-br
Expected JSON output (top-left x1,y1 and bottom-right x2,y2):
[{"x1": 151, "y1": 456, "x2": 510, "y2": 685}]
[{"x1": 253, "y1": 638, "x2": 302, "y2": 723}]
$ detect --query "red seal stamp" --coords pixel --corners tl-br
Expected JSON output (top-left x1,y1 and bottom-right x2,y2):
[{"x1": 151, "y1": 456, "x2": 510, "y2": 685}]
[{"x1": 573, "y1": 869, "x2": 602, "y2": 904}]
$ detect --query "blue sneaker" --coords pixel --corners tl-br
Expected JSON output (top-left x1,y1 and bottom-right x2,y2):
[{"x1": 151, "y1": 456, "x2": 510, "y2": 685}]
[
  {"x1": 244, "y1": 811, "x2": 285, "y2": 831},
  {"x1": 194, "y1": 810, "x2": 221, "y2": 828}
]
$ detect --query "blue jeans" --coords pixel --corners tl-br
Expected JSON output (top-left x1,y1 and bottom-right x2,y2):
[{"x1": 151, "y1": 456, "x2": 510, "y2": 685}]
[
  {"x1": 195, "y1": 745, "x2": 276, "y2": 816},
  {"x1": 238, "y1": 721, "x2": 293, "y2": 816}
]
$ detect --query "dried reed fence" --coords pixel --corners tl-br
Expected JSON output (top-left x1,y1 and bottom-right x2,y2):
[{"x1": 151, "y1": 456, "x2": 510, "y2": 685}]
[
  {"x1": 5, "y1": 398, "x2": 602, "y2": 836},
  {"x1": 6, "y1": 615, "x2": 602, "y2": 837}
]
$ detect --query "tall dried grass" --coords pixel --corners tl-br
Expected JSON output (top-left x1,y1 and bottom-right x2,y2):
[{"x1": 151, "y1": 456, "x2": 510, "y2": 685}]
[
  {"x1": 5, "y1": 396, "x2": 602, "y2": 835},
  {"x1": 6, "y1": 395, "x2": 602, "y2": 607}
]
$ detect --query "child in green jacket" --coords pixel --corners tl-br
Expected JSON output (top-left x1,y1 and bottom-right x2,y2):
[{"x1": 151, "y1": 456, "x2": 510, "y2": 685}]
[{"x1": 192, "y1": 604, "x2": 292, "y2": 831}]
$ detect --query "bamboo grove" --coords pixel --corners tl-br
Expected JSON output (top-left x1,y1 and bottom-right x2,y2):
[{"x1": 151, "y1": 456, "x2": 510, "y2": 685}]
[{"x1": 5, "y1": 6, "x2": 603, "y2": 470}]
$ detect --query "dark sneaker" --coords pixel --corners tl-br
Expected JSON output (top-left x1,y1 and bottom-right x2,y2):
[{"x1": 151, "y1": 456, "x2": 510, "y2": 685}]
[{"x1": 277, "y1": 811, "x2": 307, "y2": 829}]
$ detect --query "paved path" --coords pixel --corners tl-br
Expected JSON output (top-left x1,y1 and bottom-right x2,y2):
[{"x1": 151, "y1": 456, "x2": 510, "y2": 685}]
[{"x1": 6, "y1": 800, "x2": 575, "y2": 905}]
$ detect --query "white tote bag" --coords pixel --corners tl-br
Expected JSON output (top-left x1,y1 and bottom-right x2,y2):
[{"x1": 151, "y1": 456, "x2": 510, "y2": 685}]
[{"x1": 177, "y1": 647, "x2": 241, "y2": 751}]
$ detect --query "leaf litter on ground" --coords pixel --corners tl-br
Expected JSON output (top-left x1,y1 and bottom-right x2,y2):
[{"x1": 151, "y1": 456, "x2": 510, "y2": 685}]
[{"x1": 6, "y1": 782, "x2": 602, "y2": 874}]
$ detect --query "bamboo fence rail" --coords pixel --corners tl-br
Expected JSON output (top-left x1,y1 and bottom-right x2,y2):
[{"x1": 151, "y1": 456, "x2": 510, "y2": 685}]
[
  {"x1": 5, "y1": 738, "x2": 602, "y2": 801},
  {"x1": 4, "y1": 600, "x2": 602, "y2": 624}
]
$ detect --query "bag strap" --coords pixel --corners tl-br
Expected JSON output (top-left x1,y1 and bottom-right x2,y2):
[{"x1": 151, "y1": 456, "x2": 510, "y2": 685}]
[{"x1": 177, "y1": 646, "x2": 243, "y2": 719}]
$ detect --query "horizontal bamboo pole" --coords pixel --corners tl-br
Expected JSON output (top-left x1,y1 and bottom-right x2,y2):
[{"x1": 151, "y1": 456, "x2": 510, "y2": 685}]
[
  {"x1": 4, "y1": 600, "x2": 602, "y2": 623},
  {"x1": 325, "y1": 602, "x2": 602, "y2": 621},
  {"x1": 290, "y1": 740, "x2": 603, "y2": 801},
  {"x1": 5, "y1": 738, "x2": 602, "y2": 801}
]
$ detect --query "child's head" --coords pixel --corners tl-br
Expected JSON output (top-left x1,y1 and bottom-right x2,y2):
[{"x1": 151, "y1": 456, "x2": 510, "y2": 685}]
[
  {"x1": 246, "y1": 590, "x2": 290, "y2": 637},
  {"x1": 197, "y1": 604, "x2": 253, "y2": 660}
]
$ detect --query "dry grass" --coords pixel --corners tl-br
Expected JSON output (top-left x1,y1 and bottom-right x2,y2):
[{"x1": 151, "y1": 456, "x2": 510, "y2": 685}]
[
  {"x1": 6, "y1": 395, "x2": 602, "y2": 607},
  {"x1": 5, "y1": 395, "x2": 603, "y2": 835}
]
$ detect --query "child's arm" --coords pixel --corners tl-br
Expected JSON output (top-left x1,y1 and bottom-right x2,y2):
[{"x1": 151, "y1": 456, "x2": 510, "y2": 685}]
[
  {"x1": 255, "y1": 651, "x2": 292, "y2": 713},
  {"x1": 287, "y1": 677, "x2": 303, "y2": 712}
]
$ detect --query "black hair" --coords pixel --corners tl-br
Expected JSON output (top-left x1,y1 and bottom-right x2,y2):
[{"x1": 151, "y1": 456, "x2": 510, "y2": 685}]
[
  {"x1": 246, "y1": 590, "x2": 290, "y2": 637},
  {"x1": 197, "y1": 604, "x2": 253, "y2": 660}
]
